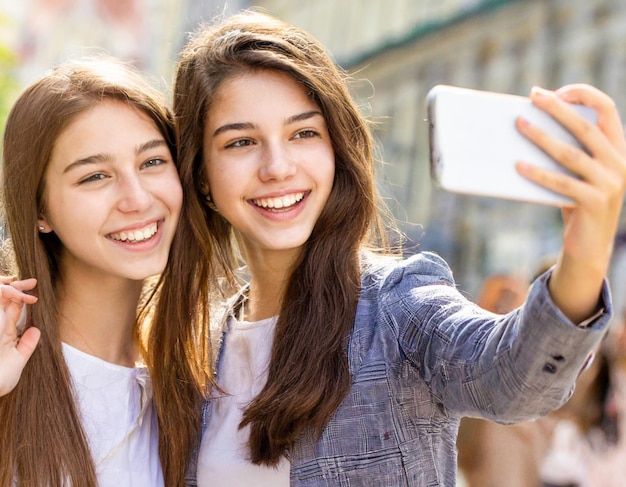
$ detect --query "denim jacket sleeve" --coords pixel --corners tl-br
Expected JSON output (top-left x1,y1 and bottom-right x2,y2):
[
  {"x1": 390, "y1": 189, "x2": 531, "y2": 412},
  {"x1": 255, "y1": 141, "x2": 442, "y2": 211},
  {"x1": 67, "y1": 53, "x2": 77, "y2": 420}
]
[{"x1": 380, "y1": 251, "x2": 612, "y2": 423}]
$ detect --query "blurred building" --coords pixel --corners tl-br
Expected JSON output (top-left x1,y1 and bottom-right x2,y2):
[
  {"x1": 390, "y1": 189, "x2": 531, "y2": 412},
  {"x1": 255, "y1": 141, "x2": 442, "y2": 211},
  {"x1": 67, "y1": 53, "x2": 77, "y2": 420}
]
[
  {"x1": 191, "y1": 0, "x2": 626, "y2": 297},
  {"x1": 3, "y1": 0, "x2": 626, "y2": 297},
  {"x1": 1, "y1": 0, "x2": 187, "y2": 90}
]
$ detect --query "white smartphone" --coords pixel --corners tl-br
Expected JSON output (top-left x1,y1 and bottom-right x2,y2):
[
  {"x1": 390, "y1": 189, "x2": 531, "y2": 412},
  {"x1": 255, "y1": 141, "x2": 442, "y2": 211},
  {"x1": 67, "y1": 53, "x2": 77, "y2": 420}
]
[{"x1": 426, "y1": 85, "x2": 597, "y2": 206}]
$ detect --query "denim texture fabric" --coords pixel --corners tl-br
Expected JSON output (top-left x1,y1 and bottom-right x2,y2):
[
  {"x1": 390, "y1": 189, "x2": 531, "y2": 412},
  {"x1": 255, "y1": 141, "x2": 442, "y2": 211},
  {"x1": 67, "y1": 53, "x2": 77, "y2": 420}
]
[{"x1": 188, "y1": 251, "x2": 611, "y2": 487}]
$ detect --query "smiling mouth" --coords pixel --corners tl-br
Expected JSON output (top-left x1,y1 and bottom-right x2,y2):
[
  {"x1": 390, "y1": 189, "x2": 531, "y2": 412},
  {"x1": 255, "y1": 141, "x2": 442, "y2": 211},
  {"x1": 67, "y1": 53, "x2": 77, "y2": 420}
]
[
  {"x1": 251, "y1": 192, "x2": 306, "y2": 211},
  {"x1": 108, "y1": 222, "x2": 158, "y2": 242}
]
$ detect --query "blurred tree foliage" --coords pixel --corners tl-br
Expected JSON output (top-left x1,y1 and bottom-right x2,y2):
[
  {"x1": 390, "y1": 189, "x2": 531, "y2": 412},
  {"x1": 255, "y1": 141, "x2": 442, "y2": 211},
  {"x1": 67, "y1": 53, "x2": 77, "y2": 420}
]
[{"x1": 0, "y1": 13, "x2": 19, "y2": 139}]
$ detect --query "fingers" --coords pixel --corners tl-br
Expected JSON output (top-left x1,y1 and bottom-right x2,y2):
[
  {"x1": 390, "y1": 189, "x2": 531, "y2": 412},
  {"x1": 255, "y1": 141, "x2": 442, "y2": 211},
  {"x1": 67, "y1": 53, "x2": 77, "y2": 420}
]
[
  {"x1": 529, "y1": 86, "x2": 626, "y2": 180},
  {"x1": 514, "y1": 117, "x2": 604, "y2": 207},
  {"x1": 9, "y1": 278, "x2": 37, "y2": 293},
  {"x1": 515, "y1": 85, "x2": 626, "y2": 206},
  {"x1": 520, "y1": 84, "x2": 626, "y2": 319},
  {"x1": 0, "y1": 282, "x2": 38, "y2": 307},
  {"x1": 556, "y1": 84, "x2": 626, "y2": 153},
  {"x1": 0, "y1": 326, "x2": 40, "y2": 396},
  {"x1": 0, "y1": 280, "x2": 37, "y2": 339},
  {"x1": 514, "y1": 159, "x2": 591, "y2": 208},
  {"x1": 16, "y1": 327, "x2": 40, "y2": 362},
  {"x1": 516, "y1": 119, "x2": 607, "y2": 206},
  {"x1": 0, "y1": 277, "x2": 39, "y2": 397},
  {"x1": 0, "y1": 276, "x2": 17, "y2": 285}
]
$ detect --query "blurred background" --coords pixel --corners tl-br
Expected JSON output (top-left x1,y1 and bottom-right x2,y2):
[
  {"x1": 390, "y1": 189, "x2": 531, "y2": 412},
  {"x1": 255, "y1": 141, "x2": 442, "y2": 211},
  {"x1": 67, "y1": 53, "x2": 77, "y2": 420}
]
[
  {"x1": 2, "y1": 1, "x2": 626, "y2": 485},
  {"x1": 2, "y1": 0, "x2": 626, "y2": 302}
]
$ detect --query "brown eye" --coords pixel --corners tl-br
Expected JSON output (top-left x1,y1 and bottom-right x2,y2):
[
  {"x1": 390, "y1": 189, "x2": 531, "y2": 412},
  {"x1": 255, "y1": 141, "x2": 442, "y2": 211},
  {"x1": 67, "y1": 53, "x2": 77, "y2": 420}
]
[
  {"x1": 293, "y1": 130, "x2": 318, "y2": 139},
  {"x1": 227, "y1": 139, "x2": 254, "y2": 148},
  {"x1": 78, "y1": 173, "x2": 107, "y2": 184}
]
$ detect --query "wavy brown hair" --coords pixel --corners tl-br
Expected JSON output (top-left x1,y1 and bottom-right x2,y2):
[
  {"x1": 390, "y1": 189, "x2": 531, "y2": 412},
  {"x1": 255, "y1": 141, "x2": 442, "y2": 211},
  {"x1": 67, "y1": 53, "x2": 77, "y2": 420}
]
[
  {"x1": 0, "y1": 57, "x2": 197, "y2": 486},
  {"x1": 173, "y1": 10, "x2": 391, "y2": 465}
]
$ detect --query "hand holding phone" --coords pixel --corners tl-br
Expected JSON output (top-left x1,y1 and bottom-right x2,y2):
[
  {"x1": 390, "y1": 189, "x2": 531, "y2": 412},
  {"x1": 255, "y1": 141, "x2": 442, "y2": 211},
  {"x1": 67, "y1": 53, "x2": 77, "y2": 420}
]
[{"x1": 427, "y1": 85, "x2": 597, "y2": 206}]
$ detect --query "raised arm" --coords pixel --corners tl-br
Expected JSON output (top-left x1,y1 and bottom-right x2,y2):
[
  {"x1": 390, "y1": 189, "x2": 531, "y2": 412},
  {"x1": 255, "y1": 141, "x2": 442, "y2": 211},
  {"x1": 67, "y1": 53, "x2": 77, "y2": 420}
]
[
  {"x1": 0, "y1": 278, "x2": 40, "y2": 396},
  {"x1": 515, "y1": 84, "x2": 626, "y2": 324}
]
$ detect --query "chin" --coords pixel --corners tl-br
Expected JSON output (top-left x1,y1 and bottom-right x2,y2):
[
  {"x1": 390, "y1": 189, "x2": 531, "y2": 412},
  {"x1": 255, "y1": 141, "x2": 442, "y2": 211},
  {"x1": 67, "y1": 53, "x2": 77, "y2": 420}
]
[{"x1": 124, "y1": 263, "x2": 167, "y2": 282}]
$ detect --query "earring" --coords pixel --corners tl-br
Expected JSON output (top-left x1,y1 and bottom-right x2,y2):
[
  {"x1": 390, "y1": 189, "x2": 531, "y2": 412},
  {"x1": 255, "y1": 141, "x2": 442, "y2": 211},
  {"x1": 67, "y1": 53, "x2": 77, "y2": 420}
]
[
  {"x1": 202, "y1": 193, "x2": 218, "y2": 212},
  {"x1": 38, "y1": 225, "x2": 45, "y2": 232}
]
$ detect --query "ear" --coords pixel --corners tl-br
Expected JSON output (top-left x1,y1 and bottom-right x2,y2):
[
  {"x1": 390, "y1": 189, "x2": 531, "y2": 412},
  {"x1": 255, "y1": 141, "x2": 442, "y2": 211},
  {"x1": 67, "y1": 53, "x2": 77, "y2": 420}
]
[
  {"x1": 198, "y1": 182, "x2": 218, "y2": 211},
  {"x1": 37, "y1": 217, "x2": 53, "y2": 234},
  {"x1": 199, "y1": 180, "x2": 210, "y2": 197}
]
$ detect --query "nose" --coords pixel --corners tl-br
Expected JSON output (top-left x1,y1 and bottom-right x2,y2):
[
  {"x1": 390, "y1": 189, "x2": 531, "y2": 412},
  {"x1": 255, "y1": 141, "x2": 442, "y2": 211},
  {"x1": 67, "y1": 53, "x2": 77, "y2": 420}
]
[
  {"x1": 117, "y1": 173, "x2": 153, "y2": 213},
  {"x1": 258, "y1": 143, "x2": 297, "y2": 182}
]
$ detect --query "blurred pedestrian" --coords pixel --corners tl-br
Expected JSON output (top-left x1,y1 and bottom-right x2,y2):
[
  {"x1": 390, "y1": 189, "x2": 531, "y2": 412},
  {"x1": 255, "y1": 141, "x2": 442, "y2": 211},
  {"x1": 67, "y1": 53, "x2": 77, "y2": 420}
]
[{"x1": 458, "y1": 262, "x2": 626, "y2": 487}]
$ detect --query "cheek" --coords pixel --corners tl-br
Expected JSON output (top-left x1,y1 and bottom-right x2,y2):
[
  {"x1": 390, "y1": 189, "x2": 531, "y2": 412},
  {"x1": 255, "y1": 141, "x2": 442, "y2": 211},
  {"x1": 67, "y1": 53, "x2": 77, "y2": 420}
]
[
  {"x1": 328, "y1": 158, "x2": 336, "y2": 184},
  {"x1": 205, "y1": 160, "x2": 237, "y2": 202},
  {"x1": 167, "y1": 188, "x2": 183, "y2": 224},
  {"x1": 203, "y1": 156, "x2": 220, "y2": 190},
  {"x1": 322, "y1": 151, "x2": 336, "y2": 190},
  {"x1": 166, "y1": 176, "x2": 184, "y2": 215},
  {"x1": 47, "y1": 207, "x2": 94, "y2": 247},
  {"x1": 42, "y1": 189, "x2": 80, "y2": 232}
]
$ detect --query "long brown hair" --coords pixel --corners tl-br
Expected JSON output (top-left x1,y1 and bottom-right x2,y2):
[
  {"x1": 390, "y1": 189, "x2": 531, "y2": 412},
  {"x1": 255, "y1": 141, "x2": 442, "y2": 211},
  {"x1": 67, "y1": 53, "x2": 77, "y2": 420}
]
[
  {"x1": 173, "y1": 10, "x2": 390, "y2": 465},
  {"x1": 0, "y1": 57, "x2": 196, "y2": 486}
]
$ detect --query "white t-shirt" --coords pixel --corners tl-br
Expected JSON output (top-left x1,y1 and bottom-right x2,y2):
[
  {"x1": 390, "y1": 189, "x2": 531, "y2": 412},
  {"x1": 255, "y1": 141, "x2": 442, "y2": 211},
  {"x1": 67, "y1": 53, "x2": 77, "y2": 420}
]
[
  {"x1": 62, "y1": 343, "x2": 163, "y2": 487},
  {"x1": 196, "y1": 316, "x2": 290, "y2": 486}
]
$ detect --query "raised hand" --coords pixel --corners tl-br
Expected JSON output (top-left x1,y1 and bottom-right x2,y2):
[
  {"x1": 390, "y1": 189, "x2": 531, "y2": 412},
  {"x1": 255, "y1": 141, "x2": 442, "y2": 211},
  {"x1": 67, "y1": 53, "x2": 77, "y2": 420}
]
[
  {"x1": 0, "y1": 279, "x2": 40, "y2": 396},
  {"x1": 515, "y1": 84, "x2": 626, "y2": 323}
]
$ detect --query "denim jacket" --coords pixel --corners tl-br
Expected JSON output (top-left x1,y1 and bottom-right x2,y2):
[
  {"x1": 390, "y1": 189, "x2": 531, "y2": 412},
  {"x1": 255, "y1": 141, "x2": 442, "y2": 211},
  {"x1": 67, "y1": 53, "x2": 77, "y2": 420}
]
[{"x1": 189, "y1": 251, "x2": 611, "y2": 486}]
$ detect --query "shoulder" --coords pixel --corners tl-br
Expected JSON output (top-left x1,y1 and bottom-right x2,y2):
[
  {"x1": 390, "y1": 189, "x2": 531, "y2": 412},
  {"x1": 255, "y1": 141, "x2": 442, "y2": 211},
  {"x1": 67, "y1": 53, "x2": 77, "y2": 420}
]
[{"x1": 361, "y1": 250, "x2": 455, "y2": 290}]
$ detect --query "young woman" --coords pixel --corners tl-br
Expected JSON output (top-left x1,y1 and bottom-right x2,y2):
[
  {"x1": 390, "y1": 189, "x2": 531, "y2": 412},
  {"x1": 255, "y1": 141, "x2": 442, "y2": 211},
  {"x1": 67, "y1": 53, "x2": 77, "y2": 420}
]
[
  {"x1": 164, "y1": 10, "x2": 626, "y2": 487},
  {"x1": 0, "y1": 57, "x2": 205, "y2": 486},
  {"x1": 158, "y1": 12, "x2": 626, "y2": 487}
]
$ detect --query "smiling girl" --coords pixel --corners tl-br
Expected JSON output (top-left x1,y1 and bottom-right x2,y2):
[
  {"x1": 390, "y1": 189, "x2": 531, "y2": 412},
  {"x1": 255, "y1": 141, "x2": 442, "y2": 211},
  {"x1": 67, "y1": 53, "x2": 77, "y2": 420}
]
[
  {"x1": 165, "y1": 11, "x2": 626, "y2": 487},
  {"x1": 0, "y1": 58, "x2": 199, "y2": 486}
]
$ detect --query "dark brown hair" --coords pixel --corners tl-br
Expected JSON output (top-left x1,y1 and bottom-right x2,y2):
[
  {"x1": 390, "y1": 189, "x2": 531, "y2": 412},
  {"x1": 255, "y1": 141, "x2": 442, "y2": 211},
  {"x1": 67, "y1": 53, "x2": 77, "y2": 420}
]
[
  {"x1": 0, "y1": 57, "x2": 198, "y2": 486},
  {"x1": 172, "y1": 10, "x2": 390, "y2": 465}
]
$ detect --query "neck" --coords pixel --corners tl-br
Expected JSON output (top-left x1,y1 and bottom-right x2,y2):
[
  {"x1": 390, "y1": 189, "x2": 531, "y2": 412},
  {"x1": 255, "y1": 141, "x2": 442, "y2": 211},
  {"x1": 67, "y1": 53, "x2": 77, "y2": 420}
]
[
  {"x1": 57, "y1": 271, "x2": 144, "y2": 367},
  {"x1": 245, "y1": 279, "x2": 283, "y2": 322},
  {"x1": 242, "y1": 248, "x2": 300, "y2": 322}
]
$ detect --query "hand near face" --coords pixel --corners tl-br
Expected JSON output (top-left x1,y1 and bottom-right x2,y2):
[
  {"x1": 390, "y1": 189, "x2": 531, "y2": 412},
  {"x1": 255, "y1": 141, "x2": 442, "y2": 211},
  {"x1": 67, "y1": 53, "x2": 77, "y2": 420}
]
[
  {"x1": 516, "y1": 84, "x2": 626, "y2": 323},
  {"x1": 0, "y1": 278, "x2": 40, "y2": 396}
]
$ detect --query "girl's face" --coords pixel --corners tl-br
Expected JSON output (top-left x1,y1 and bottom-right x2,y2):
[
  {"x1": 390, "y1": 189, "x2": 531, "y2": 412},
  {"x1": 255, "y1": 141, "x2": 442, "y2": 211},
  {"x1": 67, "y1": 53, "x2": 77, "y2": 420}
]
[
  {"x1": 41, "y1": 100, "x2": 182, "y2": 283},
  {"x1": 202, "y1": 70, "x2": 335, "y2": 264}
]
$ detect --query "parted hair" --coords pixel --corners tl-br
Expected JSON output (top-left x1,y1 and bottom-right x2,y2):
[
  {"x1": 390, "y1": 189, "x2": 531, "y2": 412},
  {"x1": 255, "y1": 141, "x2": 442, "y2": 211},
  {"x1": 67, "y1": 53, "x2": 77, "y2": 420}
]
[
  {"x1": 172, "y1": 10, "x2": 390, "y2": 465},
  {"x1": 0, "y1": 57, "x2": 199, "y2": 486}
]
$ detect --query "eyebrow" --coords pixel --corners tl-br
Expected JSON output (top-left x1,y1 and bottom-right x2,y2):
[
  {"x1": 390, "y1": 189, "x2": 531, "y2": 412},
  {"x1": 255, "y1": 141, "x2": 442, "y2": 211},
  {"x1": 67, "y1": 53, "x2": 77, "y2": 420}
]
[
  {"x1": 211, "y1": 110, "x2": 324, "y2": 138},
  {"x1": 286, "y1": 110, "x2": 323, "y2": 125},
  {"x1": 136, "y1": 139, "x2": 168, "y2": 155},
  {"x1": 62, "y1": 139, "x2": 167, "y2": 174},
  {"x1": 212, "y1": 122, "x2": 255, "y2": 138}
]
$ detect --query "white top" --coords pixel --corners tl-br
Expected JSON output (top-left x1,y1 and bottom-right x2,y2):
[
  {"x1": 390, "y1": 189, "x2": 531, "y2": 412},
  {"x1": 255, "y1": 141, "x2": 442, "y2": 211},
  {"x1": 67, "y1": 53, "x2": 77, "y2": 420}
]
[
  {"x1": 62, "y1": 343, "x2": 163, "y2": 487},
  {"x1": 197, "y1": 316, "x2": 290, "y2": 486}
]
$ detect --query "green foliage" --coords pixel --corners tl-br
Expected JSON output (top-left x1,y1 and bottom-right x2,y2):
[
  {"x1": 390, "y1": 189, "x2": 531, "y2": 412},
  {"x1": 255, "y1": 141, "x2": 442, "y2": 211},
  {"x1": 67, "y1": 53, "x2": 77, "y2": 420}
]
[{"x1": 0, "y1": 15, "x2": 19, "y2": 140}]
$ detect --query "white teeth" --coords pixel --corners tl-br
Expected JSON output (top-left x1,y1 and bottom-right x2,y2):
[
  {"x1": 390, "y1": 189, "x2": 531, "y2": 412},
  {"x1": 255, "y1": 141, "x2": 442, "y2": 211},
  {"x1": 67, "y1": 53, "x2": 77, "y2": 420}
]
[
  {"x1": 253, "y1": 192, "x2": 305, "y2": 210},
  {"x1": 110, "y1": 222, "x2": 158, "y2": 242}
]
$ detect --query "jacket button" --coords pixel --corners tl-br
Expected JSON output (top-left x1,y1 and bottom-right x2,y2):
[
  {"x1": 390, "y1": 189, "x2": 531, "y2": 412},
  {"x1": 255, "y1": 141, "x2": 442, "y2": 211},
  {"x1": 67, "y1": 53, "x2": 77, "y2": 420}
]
[{"x1": 543, "y1": 362, "x2": 557, "y2": 374}]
